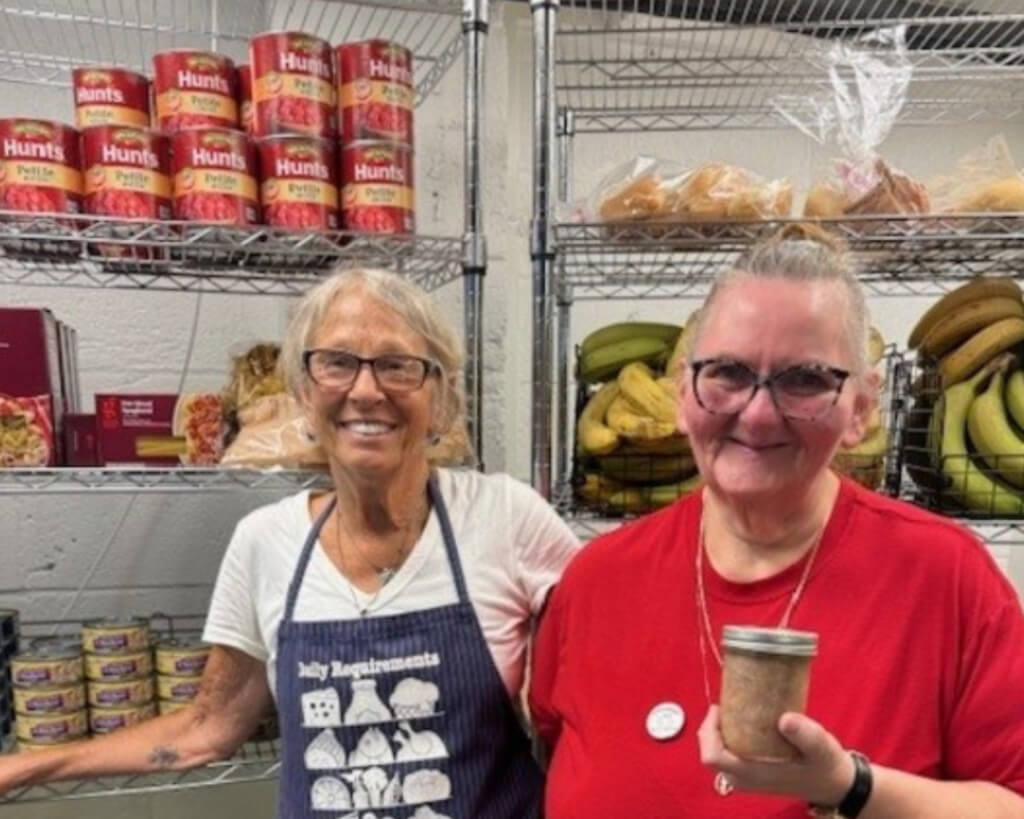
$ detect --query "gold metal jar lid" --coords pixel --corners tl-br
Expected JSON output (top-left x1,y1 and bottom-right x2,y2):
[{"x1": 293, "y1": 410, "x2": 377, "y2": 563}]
[{"x1": 722, "y1": 626, "x2": 819, "y2": 657}]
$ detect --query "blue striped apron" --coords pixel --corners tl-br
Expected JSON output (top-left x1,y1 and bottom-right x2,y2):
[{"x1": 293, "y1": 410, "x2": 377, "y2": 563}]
[{"x1": 275, "y1": 475, "x2": 543, "y2": 818}]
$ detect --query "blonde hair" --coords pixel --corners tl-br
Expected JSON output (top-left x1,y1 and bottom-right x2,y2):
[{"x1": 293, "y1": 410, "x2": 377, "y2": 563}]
[
  {"x1": 695, "y1": 226, "x2": 869, "y2": 373},
  {"x1": 281, "y1": 267, "x2": 474, "y2": 465}
]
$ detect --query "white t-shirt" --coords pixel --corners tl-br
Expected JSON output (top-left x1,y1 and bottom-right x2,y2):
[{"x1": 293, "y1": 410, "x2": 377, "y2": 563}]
[{"x1": 203, "y1": 468, "x2": 581, "y2": 699}]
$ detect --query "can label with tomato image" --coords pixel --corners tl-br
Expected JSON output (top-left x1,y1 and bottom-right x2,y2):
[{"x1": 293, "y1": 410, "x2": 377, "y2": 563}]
[
  {"x1": 341, "y1": 141, "x2": 414, "y2": 234},
  {"x1": 152, "y1": 51, "x2": 238, "y2": 133},
  {"x1": 250, "y1": 31, "x2": 336, "y2": 138},
  {"x1": 0, "y1": 119, "x2": 81, "y2": 214},
  {"x1": 336, "y1": 40, "x2": 414, "y2": 144},
  {"x1": 81, "y1": 126, "x2": 171, "y2": 260},
  {"x1": 72, "y1": 68, "x2": 150, "y2": 130},
  {"x1": 237, "y1": 64, "x2": 254, "y2": 134},
  {"x1": 172, "y1": 128, "x2": 258, "y2": 225},
  {"x1": 258, "y1": 135, "x2": 338, "y2": 230}
]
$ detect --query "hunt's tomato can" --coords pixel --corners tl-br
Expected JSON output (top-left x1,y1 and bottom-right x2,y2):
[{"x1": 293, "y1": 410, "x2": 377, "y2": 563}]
[
  {"x1": 250, "y1": 31, "x2": 336, "y2": 138},
  {"x1": 82, "y1": 126, "x2": 171, "y2": 220},
  {"x1": 72, "y1": 68, "x2": 150, "y2": 129},
  {"x1": 340, "y1": 141, "x2": 414, "y2": 234},
  {"x1": 237, "y1": 64, "x2": 254, "y2": 134},
  {"x1": 258, "y1": 134, "x2": 338, "y2": 230},
  {"x1": 152, "y1": 50, "x2": 239, "y2": 133},
  {"x1": 172, "y1": 128, "x2": 259, "y2": 225},
  {"x1": 0, "y1": 119, "x2": 82, "y2": 214},
  {"x1": 336, "y1": 40, "x2": 414, "y2": 144}
]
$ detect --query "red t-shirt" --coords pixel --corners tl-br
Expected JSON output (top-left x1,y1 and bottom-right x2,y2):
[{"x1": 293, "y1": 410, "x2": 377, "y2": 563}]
[{"x1": 529, "y1": 479, "x2": 1024, "y2": 818}]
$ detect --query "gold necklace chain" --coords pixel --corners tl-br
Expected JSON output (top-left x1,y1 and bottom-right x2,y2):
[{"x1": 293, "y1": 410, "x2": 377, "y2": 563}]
[{"x1": 695, "y1": 511, "x2": 824, "y2": 697}]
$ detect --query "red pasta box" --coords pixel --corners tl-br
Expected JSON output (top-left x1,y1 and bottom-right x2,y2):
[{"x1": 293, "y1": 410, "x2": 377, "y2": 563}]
[
  {"x1": 0, "y1": 394, "x2": 55, "y2": 467},
  {"x1": 95, "y1": 393, "x2": 223, "y2": 466},
  {"x1": 62, "y1": 413, "x2": 98, "y2": 467}
]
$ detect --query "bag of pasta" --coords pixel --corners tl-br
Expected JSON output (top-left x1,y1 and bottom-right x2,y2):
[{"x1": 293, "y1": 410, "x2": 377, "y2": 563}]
[
  {"x1": 222, "y1": 343, "x2": 286, "y2": 448},
  {"x1": 0, "y1": 394, "x2": 55, "y2": 467}
]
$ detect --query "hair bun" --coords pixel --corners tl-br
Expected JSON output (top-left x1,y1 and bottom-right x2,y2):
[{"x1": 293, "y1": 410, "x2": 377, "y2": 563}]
[{"x1": 770, "y1": 221, "x2": 849, "y2": 254}]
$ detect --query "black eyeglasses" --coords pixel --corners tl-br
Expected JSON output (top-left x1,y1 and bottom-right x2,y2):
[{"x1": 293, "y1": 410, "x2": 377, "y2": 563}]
[
  {"x1": 303, "y1": 349, "x2": 440, "y2": 393},
  {"x1": 691, "y1": 358, "x2": 850, "y2": 421}
]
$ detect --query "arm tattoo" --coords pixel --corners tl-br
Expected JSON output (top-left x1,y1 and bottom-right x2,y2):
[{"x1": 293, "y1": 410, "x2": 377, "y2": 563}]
[{"x1": 148, "y1": 746, "x2": 180, "y2": 769}]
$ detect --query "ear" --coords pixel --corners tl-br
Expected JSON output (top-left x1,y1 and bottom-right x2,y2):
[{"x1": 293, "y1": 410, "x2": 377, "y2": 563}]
[{"x1": 840, "y1": 370, "x2": 880, "y2": 448}]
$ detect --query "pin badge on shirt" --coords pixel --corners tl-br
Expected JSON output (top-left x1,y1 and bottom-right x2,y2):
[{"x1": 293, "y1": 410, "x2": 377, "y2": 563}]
[{"x1": 646, "y1": 702, "x2": 685, "y2": 741}]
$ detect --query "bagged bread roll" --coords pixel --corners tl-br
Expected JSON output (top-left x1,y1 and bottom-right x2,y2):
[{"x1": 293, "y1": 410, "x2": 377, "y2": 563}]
[
  {"x1": 667, "y1": 163, "x2": 792, "y2": 222},
  {"x1": 951, "y1": 176, "x2": 1024, "y2": 213}
]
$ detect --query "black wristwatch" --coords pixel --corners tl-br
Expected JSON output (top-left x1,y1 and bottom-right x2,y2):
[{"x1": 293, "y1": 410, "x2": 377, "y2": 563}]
[{"x1": 809, "y1": 750, "x2": 874, "y2": 818}]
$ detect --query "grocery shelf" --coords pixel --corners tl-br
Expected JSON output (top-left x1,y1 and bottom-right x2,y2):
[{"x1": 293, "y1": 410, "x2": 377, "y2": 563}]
[
  {"x1": 553, "y1": 0, "x2": 1024, "y2": 132},
  {"x1": 0, "y1": 213, "x2": 464, "y2": 295},
  {"x1": 0, "y1": 0, "x2": 463, "y2": 103},
  {"x1": 1, "y1": 742, "x2": 281, "y2": 803},
  {"x1": 554, "y1": 214, "x2": 1024, "y2": 299},
  {"x1": 0, "y1": 467, "x2": 331, "y2": 494}
]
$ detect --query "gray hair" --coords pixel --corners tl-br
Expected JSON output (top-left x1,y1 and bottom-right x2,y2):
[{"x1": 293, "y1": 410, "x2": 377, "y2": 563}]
[
  {"x1": 281, "y1": 267, "x2": 468, "y2": 441},
  {"x1": 695, "y1": 233, "x2": 869, "y2": 373}
]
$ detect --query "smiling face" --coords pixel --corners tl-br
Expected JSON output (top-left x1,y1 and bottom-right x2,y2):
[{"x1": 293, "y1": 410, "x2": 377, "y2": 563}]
[
  {"x1": 679, "y1": 275, "x2": 874, "y2": 503},
  {"x1": 300, "y1": 286, "x2": 438, "y2": 483}
]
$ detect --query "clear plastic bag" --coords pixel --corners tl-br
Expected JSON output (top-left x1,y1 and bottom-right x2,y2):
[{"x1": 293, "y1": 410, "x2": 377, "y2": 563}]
[
  {"x1": 927, "y1": 135, "x2": 1024, "y2": 214},
  {"x1": 774, "y1": 25, "x2": 928, "y2": 217}
]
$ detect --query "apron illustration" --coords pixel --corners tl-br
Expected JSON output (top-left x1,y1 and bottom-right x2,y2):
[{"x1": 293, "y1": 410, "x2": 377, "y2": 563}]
[{"x1": 275, "y1": 475, "x2": 543, "y2": 819}]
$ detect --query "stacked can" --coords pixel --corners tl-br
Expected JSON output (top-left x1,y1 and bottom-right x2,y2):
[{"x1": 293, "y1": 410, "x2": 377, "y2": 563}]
[
  {"x1": 10, "y1": 639, "x2": 87, "y2": 751},
  {"x1": 155, "y1": 638, "x2": 209, "y2": 715},
  {"x1": 0, "y1": 610, "x2": 19, "y2": 751},
  {"x1": 152, "y1": 50, "x2": 239, "y2": 134},
  {"x1": 82, "y1": 618, "x2": 157, "y2": 735},
  {"x1": 71, "y1": 68, "x2": 150, "y2": 130},
  {"x1": 336, "y1": 40, "x2": 415, "y2": 235}
]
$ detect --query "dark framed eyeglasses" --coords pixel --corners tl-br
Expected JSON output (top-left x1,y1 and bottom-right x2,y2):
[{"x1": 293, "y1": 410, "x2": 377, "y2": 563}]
[
  {"x1": 303, "y1": 349, "x2": 441, "y2": 393},
  {"x1": 690, "y1": 357, "x2": 850, "y2": 421}
]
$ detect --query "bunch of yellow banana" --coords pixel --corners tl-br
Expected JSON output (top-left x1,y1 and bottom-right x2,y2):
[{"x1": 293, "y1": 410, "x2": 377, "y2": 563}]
[
  {"x1": 908, "y1": 277, "x2": 1024, "y2": 386},
  {"x1": 831, "y1": 406, "x2": 888, "y2": 490},
  {"x1": 906, "y1": 353, "x2": 1024, "y2": 515},
  {"x1": 577, "y1": 321, "x2": 683, "y2": 384}
]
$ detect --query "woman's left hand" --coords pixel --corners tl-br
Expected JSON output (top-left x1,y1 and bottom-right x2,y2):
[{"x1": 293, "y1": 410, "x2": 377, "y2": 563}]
[{"x1": 698, "y1": 705, "x2": 855, "y2": 807}]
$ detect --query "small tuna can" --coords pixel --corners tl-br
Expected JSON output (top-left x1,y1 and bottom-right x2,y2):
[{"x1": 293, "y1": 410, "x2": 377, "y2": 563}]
[
  {"x1": 157, "y1": 674, "x2": 202, "y2": 702},
  {"x1": 155, "y1": 639, "x2": 210, "y2": 677},
  {"x1": 72, "y1": 67, "x2": 150, "y2": 129},
  {"x1": 340, "y1": 140, "x2": 414, "y2": 234},
  {"x1": 336, "y1": 40, "x2": 414, "y2": 144},
  {"x1": 89, "y1": 701, "x2": 157, "y2": 734},
  {"x1": 237, "y1": 64, "x2": 253, "y2": 135},
  {"x1": 157, "y1": 698, "x2": 190, "y2": 716},
  {"x1": 81, "y1": 617, "x2": 151, "y2": 655},
  {"x1": 152, "y1": 50, "x2": 238, "y2": 133},
  {"x1": 257, "y1": 134, "x2": 338, "y2": 230},
  {"x1": 13, "y1": 682, "x2": 86, "y2": 715},
  {"x1": 250, "y1": 30, "x2": 335, "y2": 138},
  {"x1": 84, "y1": 649, "x2": 153, "y2": 682},
  {"x1": 87, "y1": 676, "x2": 155, "y2": 708},
  {"x1": 720, "y1": 626, "x2": 818, "y2": 762},
  {"x1": 15, "y1": 709, "x2": 88, "y2": 744},
  {"x1": 11, "y1": 644, "x2": 83, "y2": 688}
]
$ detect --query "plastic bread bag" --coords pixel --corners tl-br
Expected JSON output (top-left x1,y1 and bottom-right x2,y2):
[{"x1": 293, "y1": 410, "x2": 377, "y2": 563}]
[
  {"x1": 221, "y1": 341, "x2": 286, "y2": 448},
  {"x1": 773, "y1": 24, "x2": 927, "y2": 218},
  {"x1": 926, "y1": 134, "x2": 1024, "y2": 214},
  {"x1": 589, "y1": 155, "x2": 690, "y2": 224}
]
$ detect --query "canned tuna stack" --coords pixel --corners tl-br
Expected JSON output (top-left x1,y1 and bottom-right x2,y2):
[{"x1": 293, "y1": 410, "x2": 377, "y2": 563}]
[
  {"x1": 250, "y1": 32, "x2": 340, "y2": 232},
  {"x1": 82, "y1": 618, "x2": 157, "y2": 735},
  {"x1": 10, "y1": 639, "x2": 87, "y2": 751},
  {"x1": 155, "y1": 638, "x2": 209, "y2": 716},
  {"x1": 0, "y1": 609, "x2": 19, "y2": 751},
  {"x1": 336, "y1": 40, "x2": 415, "y2": 235}
]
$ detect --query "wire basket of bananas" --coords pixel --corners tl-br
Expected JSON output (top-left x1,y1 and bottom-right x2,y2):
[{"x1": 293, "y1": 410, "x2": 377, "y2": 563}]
[{"x1": 900, "y1": 277, "x2": 1024, "y2": 518}]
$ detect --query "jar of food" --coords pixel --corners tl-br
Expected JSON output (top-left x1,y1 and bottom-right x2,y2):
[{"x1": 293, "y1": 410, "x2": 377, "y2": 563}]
[{"x1": 719, "y1": 626, "x2": 818, "y2": 762}]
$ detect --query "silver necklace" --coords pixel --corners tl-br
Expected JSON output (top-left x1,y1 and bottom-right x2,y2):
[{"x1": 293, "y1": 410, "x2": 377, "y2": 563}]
[{"x1": 695, "y1": 510, "x2": 824, "y2": 797}]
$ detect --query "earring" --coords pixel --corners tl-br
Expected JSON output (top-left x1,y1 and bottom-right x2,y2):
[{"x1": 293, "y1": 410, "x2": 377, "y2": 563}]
[{"x1": 303, "y1": 422, "x2": 317, "y2": 443}]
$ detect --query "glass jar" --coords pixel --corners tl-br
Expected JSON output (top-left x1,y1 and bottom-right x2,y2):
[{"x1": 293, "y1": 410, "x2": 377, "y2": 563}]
[{"x1": 719, "y1": 625, "x2": 818, "y2": 761}]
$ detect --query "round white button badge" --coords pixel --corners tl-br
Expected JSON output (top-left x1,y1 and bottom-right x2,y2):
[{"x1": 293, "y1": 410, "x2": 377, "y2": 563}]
[{"x1": 646, "y1": 702, "x2": 685, "y2": 741}]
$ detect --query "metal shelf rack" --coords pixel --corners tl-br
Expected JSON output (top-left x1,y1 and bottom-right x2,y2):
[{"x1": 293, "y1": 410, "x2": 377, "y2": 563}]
[
  {"x1": 0, "y1": 466, "x2": 331, "y2": 494},
  {"x1": 0, "y1": 213, "x2": 464, "y2": 295},
  {"x1": 529, "y1": 0, "x2": 1024, "y2": 501}
]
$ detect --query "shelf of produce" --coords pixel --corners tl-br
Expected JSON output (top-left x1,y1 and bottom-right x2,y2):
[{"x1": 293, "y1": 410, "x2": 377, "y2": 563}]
[
  {"x1": 0, "y1": 213, "x2": 464, "y2": 294},
  {"x1": 0, "y1": 467, "x2": 331, "y2": 494},
  {"x1": 553, "y1": 0, "x2": 1024, "y2": 132},
  {"x1": 0, "y1": 0, "x2": 464, "y2": 102},
  {"x1": 554, "y1": 215, "x2": 1024, "y2": 299},
  {"x1": 0, "y1": 740, "x2": 281, "y2": 803}
]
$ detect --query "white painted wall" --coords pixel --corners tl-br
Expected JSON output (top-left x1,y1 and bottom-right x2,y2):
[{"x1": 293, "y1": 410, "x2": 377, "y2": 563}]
[{"x1": 1, "y1": 1, "x2": 1024, "y2": 812}]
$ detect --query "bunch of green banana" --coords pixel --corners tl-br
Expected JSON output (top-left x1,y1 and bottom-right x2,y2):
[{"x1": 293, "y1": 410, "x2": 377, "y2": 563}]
[
  {"x1": 965, "y1": 355, "x2": 1024, "y2": 491},
  {"x1": 908, "y1": 277, "x2": 1024, "y2": 386},
  {"x1": 605, "y1": 473, "x2": 703, "y2": 514},
  {"x1": 577, "y1": 322, "x2": 683, "y2": 384}
]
